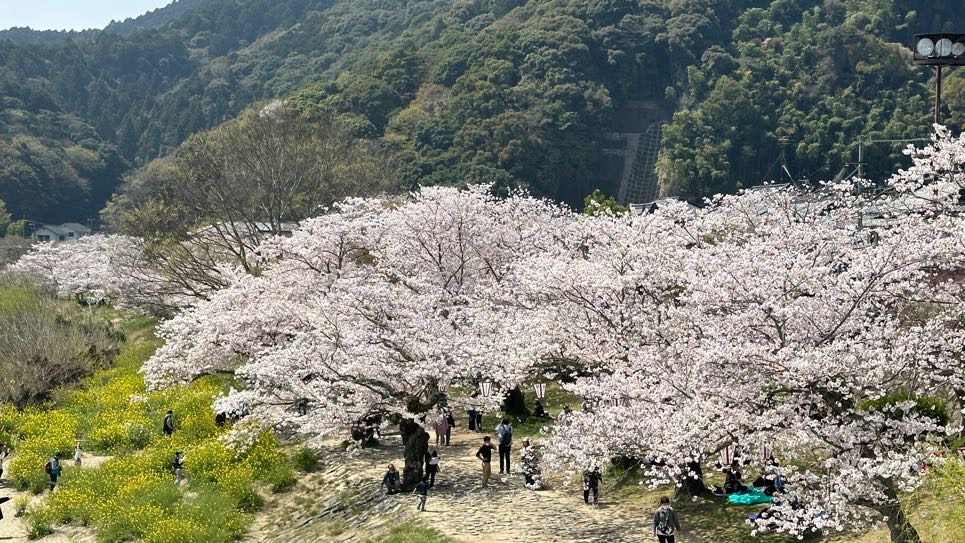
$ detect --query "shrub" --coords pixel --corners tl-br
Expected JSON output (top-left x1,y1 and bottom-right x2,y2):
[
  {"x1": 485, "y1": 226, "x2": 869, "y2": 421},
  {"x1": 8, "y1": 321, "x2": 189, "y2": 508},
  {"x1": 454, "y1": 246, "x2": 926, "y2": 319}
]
[
  {"x1": 13, "y1": 494, "x2": 31, "y2": 516},
  {"x1": 265, "y1": 462, "x2": 297, "y2": 493},
  {"x1": 25, "y1": 506, "x2": 53, "y2": 540},
  {"x1": 0, "y1": 282, "x2": 121, "y2": 406},
  {"x1": 293, "y1": 446, "x2": 321, "y2": 472}
]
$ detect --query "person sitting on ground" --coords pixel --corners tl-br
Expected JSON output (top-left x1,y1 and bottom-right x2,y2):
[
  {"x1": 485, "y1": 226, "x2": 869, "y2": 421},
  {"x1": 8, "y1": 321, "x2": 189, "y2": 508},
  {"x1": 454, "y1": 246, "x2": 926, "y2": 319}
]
[
  {"x1": 753, "y1": 454, "x2": 783, "y2": 495},
  {"x1": 381, "y1": 464, "x2": 402, "y2": 494},
  {"x1": 533, "y1": 400, "x2": 550, "y2": 419},
  {"x1": 724, "y1": 460, "x2": 747, "y2": 494}
]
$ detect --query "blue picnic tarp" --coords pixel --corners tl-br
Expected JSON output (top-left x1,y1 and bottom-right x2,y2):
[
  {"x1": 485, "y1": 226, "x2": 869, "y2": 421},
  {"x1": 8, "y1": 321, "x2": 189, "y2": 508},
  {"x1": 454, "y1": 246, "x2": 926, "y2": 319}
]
[{"x1": 728, "y1": 489, "x2": 773, "y2": 505}]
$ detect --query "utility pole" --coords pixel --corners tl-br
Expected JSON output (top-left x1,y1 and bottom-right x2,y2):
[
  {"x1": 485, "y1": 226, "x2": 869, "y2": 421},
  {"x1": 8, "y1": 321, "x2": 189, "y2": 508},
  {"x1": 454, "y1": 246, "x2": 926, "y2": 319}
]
[{"x1": 935, "y1": 65, "x2": 942, "y2": 125}]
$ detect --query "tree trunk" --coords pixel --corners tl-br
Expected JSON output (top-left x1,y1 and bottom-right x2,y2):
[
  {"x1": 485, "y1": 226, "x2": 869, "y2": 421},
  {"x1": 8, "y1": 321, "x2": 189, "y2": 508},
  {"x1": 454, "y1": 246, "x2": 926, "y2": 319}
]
[
  {"x1": 876, "y1": 481, "x2": 922, "y2": 543},
  {"x1": 399, "y1": 418, "x2": 429, "y2": 490},
  {"x1": 675, "y1": 460, "x2": 711, "y2": 499},
  {"x1": 501, "y1": 386, "x2": 530, "y2": 418}
]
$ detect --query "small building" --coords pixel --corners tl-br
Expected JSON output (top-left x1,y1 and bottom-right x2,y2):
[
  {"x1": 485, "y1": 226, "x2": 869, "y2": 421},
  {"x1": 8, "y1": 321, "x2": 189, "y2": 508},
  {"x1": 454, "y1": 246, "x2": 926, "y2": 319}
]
[{"x1": 32, "y1": 223, "x2": 92, "y2": 244}]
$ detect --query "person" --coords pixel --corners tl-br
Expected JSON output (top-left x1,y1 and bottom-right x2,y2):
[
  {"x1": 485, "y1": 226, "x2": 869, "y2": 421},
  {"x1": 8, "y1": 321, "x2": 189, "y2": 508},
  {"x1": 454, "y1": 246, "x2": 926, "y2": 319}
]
[
  {"x1": 381, "y1": 464, "x2": 402, "y2": 494},
  {"x1": 45, "y1": 453, "x2": 62, "y2": 491},
  {"x1": 163, "y1": 410, "x2": 174, "y2": 436},
  {"x1": 425, "y1": 450, "x2": 440, "y2": 488},
  {"x1": 725, "y1": 460, "x2": 747, "y2": 494},
  {"x1": 215, "y1": 412, "x2": 227, "y2": 427},
  {"x1": 0, "y1": 442, "x2": 7, "y2": 481},
  {"x1": 468, "y1": 408, "x2": 478, "y2": 431},
  {"x1": 519, "y1": 438, "x2": 543, "y2": 489},
  {"x1": 445, "y1": 408, "x2": 456, "y2": 445},
  {"x1": 475, "y1": 436, "x2": 496, "y2": 487},
  {"x1": 475, "y1": 410, "x2": 483, "y2": 431},
  {"x1": 413, "y1": 476, "x2": 430, "y2": 511},
  {"x1": 495, "y1": 418, "x2": 513, "y2": 474},
  {"x1": 0, "y1": 495, "x2": 9, "y2": 519},
  {"x1": 753, "y1": 454, "x2": 782, "y2": 495},
  {"x1": 74, "y1": 440, "x2": 82, "y2": 467},
  {"x1": 653, "y1": 496, "x2": 681, "y2": 543},
  {"x1": 533, "y1": 400, "x2": 549, "y2": 419},
  {"x1": 583, "y1": 468, "x2": 602, "y2": 505},
  {"x1": 173, "y1": 450, "x2": 186, "y2": 485},
  {"x1": 433, "y1": 414, "x2": 449, "y2": 447},
  {"x1": 560, "y1": 405, "x2": 573, "y2": 422}
]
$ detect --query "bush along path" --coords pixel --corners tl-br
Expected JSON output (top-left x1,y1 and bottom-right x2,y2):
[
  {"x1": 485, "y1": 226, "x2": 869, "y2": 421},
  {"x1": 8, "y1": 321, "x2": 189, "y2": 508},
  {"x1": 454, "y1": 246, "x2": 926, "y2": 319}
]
[{"x1": 0, "y1": 323, "x2": 296, "y2": 543}]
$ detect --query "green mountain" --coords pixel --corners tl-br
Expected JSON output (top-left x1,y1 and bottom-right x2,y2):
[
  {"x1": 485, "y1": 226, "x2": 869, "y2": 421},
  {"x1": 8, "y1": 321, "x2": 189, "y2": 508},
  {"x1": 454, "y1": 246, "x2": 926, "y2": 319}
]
[{"x1": 1, "y1": 0, "x2": 963, "y2": 224}]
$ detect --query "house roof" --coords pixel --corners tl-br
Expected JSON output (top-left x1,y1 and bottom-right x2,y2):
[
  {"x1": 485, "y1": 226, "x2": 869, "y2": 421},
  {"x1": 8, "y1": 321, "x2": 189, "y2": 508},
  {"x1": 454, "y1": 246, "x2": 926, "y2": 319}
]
[
  {"x1": 59, "y1": 223, "x2": 91, "y2": 233},
  {"x1": 34, "y1": 225, "x2": 71, "y2": 236}
]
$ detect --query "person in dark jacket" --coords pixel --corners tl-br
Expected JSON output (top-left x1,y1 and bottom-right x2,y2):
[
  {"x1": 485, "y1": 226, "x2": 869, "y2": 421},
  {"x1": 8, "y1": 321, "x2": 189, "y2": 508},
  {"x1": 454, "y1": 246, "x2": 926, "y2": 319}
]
[
  {"x1": 475, "y1": 436, "x2": 496, "y2": 487},
  {"x1": 583, "y1": 469, "x2": 602, "y2": 504},
  {"x1": 724, "y1": 460, "x2": 747, "y2": 494},
  {"x1": 533, "y1": 400, "x2": 549, "y2": 419},
  {"x1": 653, "y1": 496, "x2": 682, "y2": 543},
  {"x1": 163, "y1": 410, "x2": 174, "y2": 436},
  {"x1": 381, "y1": 464, "x2": 402, "y2": 494},
  {"x1": 413, "y1": 476, "x2": 430, "y2": 511},
  {"x1": 424, "y1": 449, "x2": 440, "y2": 488}
]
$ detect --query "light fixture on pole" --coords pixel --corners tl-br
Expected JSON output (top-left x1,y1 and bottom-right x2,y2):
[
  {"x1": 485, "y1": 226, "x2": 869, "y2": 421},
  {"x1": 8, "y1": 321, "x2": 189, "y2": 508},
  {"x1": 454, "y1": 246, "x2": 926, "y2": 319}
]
[
  {"x1": 479, "y1": 380, "x2": 493, "y2": 397},
  {"x1": 533, "y1": 382, "x2": 547, "y2": 400},
  {"x1": 913, "y1": 33, "x2": 965, "y2": 126}
]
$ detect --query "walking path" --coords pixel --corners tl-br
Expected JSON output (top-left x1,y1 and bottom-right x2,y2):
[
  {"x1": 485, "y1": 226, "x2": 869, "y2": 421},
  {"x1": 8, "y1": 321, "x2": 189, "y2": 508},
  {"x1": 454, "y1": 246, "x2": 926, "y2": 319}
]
[
  {"x1": 0, "y1": 453, "x2": 107, "y2": 543},
  {"x1": 250, "y1": 430, "x2": 662, "y2": 543}
]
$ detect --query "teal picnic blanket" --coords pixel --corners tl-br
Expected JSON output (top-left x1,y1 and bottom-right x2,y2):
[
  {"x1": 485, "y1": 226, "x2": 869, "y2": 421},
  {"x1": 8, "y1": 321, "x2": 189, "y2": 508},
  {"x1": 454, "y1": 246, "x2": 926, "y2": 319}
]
[{"x1": 728, "y1": 489, "x2": 773, "y2": 505}]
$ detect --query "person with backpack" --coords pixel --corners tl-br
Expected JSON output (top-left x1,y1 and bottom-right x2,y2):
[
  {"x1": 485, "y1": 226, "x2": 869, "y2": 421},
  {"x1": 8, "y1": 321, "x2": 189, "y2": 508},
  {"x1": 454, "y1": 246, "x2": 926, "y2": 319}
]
[
  {"x1": 173, "y1": 451, "x2": 186, "y2": 485},
  {"x1": 413, "y1": 476, "x2": 430, "y2": 511},
  {"x1": 653, "y1": 496, "x2": 682, "y2": 543},
  {"x1": 424, "y1": 449, "x2": 440, "y2": 488},
  {"x1": 45, "y1": 453, "x2": 63, "y2": 491},
  {"x1": 495, "y1": 418, "x2": 513, "y2": 474},
  {"x1": 163, "y1": 410, "x2": 174, "y2": 436}
]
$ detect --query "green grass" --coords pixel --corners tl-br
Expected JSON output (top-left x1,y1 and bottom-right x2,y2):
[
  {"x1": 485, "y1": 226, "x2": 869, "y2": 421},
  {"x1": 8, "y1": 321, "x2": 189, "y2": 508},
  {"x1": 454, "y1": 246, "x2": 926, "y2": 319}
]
[{"x1": 366, "y1": 521, "x2": 456, "y2": 543}]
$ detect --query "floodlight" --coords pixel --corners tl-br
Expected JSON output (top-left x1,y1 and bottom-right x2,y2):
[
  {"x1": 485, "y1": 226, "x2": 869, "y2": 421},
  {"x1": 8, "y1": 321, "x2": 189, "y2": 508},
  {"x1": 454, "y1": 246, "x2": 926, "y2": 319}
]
[
  {"x1": 936, "y1": 38, "x2": 953, "y2": 57},
  {"x1": 916, "y1": 38, "x2": 934, "y2": 56}
]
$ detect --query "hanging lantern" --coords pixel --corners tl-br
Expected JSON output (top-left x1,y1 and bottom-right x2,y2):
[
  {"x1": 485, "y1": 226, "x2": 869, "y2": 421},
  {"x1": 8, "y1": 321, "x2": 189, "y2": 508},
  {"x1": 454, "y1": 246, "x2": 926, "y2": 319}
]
[
  {"x1": 479, "y1": 380, "x2": 493, "y2": 397},
  {"x1": 533, "y1": 382, "x2": 547, "y2": 400},
  {"x1": 719, "y1": 444, "x2": 737, "y2": 467}
]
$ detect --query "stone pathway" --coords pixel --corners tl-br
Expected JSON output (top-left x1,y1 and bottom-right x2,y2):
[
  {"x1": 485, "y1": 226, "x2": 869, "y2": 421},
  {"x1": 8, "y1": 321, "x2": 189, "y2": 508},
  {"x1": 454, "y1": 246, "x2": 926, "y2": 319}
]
[{"x1": 250, "y1": 431, "x2": 662, "y2": 543}]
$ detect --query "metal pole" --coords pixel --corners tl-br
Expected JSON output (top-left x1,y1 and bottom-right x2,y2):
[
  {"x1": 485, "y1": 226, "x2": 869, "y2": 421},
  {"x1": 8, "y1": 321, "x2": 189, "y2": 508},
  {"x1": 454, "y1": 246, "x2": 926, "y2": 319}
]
[
  {"x1": 857, "y1": 139, "x2": 864, "y2": 178},
  {"x1": 935, "y1": 65, "x2": 942, "y2": 126}
]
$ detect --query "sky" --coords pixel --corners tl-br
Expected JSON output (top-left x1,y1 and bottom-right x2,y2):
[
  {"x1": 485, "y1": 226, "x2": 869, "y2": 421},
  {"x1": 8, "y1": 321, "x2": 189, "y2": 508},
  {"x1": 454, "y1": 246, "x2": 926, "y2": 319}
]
[{"x1": 1, "y1": 1, "x2": 172, "y2": 31}]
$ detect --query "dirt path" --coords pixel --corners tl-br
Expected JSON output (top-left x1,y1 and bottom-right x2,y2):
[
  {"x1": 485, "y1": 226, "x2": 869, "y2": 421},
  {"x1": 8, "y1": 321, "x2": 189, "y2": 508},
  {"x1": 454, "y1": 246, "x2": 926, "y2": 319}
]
[
  {"x1": 0, "y1": 453, "x2": 107, "y2": 543},
  {"x1": 250, "y1": 430, "x2": 663, "y2": 543}
]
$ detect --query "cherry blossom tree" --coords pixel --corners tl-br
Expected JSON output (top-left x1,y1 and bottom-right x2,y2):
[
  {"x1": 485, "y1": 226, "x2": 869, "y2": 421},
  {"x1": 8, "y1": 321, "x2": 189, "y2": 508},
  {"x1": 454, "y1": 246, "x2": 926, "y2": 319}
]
[
  {"x1": 143, "y1": 186, "x2": 570, "y2": 486},
  {"x1": 7, "y1": 234, "x2": 200, "y2": 315},
  {"x1": 518, "y1": 130, "x2": 965, "y2": 542}
]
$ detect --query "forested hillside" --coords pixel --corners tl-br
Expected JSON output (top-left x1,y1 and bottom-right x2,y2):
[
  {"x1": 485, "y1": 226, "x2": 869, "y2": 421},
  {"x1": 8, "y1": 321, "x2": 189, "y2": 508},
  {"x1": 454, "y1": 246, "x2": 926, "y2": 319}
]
[{"x1": 1, "y1": 0, "x2": 963, "y2": 224}]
